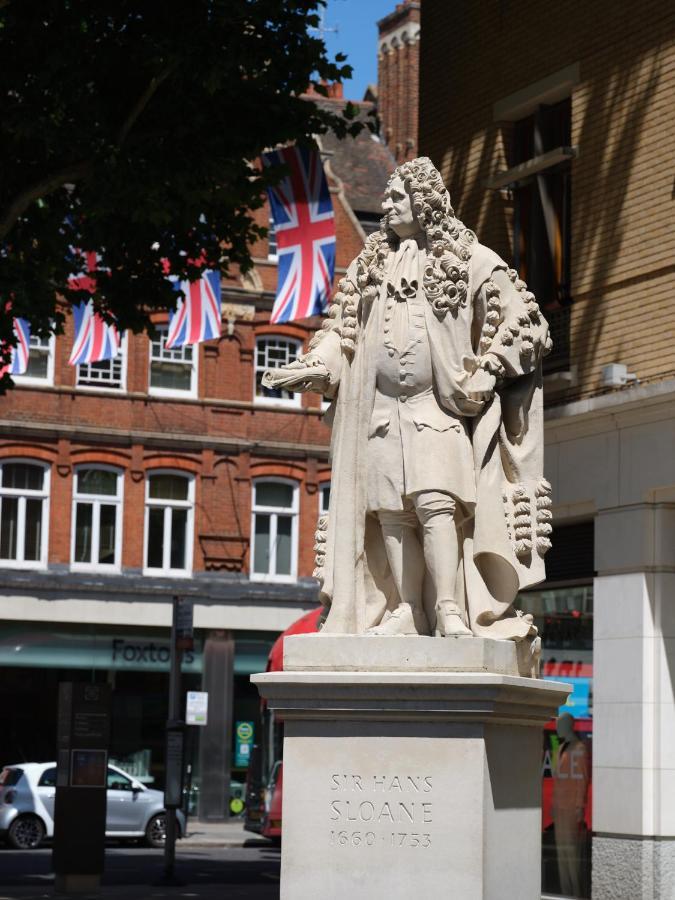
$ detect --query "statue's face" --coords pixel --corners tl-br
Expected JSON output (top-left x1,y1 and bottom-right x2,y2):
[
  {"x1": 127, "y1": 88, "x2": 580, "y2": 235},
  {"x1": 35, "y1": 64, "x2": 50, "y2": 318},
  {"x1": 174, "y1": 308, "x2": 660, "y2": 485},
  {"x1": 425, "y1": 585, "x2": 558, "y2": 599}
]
[{"x1": 382, "y1": 175, "x2": 421, "y2": 239}]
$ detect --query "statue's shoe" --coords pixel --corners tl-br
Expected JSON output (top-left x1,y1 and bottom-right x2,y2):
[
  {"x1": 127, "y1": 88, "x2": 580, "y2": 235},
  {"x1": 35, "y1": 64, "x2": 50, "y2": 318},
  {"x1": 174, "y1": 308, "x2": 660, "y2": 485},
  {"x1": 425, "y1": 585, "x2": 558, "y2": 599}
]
[
  {"x1": 434, "y1": 603, "x2": 473, "y2": 638},
  {"x1": 367, "y1": 604, "x2": 427, "y2": 636}
]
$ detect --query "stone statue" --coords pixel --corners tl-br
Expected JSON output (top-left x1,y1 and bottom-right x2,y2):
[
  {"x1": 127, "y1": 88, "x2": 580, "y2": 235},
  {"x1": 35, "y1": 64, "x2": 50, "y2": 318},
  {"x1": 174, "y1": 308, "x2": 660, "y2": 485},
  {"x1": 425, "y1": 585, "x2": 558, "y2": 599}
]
[{"x1": 263, "y1": 157, "x2": 552, "y2": 642}]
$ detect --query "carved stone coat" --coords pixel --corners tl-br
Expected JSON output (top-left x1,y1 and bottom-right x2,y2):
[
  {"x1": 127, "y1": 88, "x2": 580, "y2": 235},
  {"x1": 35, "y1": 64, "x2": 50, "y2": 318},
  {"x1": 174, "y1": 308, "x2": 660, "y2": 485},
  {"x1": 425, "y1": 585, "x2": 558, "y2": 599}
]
[{"x1": 310, "y1": 236, "x2": 552, "y2": 639}]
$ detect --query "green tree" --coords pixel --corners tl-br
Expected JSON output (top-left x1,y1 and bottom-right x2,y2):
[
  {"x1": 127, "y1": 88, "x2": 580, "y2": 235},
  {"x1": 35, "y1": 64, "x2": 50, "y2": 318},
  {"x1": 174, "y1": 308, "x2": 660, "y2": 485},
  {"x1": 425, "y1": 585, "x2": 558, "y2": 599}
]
[{"x1": 0, "y1": 0, "x2": 359, "y2": 381}]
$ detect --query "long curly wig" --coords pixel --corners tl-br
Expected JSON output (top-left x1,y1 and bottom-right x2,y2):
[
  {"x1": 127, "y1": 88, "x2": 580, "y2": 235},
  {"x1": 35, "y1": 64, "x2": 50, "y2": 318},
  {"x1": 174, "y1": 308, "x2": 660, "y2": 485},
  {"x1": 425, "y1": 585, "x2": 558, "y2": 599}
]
[{"x1": 309, "y1": 157, "x2": 478, "y2": 358}]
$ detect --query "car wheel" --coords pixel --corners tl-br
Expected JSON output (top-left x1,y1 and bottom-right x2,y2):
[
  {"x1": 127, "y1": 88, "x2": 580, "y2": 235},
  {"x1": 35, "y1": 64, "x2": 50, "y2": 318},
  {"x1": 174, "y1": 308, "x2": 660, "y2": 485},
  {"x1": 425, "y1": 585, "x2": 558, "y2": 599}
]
[
  {"x1": 8, "y1": 815, "x2": 45, "y2": 850},
  {"x1": 144, "y1": 813, "x2": 167, "y2": 849}
]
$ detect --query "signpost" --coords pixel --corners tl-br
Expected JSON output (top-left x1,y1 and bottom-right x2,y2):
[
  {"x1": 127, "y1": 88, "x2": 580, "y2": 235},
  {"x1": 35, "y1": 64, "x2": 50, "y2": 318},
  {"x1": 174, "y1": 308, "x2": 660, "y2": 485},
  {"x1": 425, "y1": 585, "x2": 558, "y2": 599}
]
[{"x1": 158, "y1": 596, "x2": 192, "y2": 886}]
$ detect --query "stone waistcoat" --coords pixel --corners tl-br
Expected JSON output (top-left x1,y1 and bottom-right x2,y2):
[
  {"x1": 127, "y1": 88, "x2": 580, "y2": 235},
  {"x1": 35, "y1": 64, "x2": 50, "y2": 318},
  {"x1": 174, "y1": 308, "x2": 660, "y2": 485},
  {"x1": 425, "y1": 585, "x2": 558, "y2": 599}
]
[{"x1": 365, "y1": 239, "x2": 476, "y2": 512}]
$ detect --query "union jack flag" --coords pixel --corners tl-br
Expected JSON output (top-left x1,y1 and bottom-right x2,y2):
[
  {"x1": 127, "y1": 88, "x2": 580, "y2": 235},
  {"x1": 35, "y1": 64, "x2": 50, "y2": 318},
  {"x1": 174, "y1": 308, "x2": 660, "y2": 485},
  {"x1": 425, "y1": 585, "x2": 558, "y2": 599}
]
[
  {"x1": 166, "y1": 270, "x2": 222, "y2": 349},
  {"x1": 262, "y1": 146, "x2": 335, "y2": 323},
  {"x1": 67, "y1": 250, "x2": 120, "y2": 366},
  {"x1": 68, "y1": 301, "x2": 120, "y2": 366},
  {"x1": 68, "y1": 249, "x2": 100, "y2": 293},
  {"x1": 0, "y1": 317, "x2": 31, "y2": 377}
]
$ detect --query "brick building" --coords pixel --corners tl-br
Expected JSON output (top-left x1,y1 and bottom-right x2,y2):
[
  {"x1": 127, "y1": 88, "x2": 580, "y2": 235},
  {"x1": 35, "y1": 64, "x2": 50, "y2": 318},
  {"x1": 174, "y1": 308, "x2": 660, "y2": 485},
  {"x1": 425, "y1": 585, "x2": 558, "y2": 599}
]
[
  {"x1": 0, "y1": 90, "x2": 394, "y2": 818},
  {"x1": 377, "y1": 0, "x2": 420, "y2": 163},
  {"x1": 420, "y1": 2, "x2": 675, "y2": 897}
]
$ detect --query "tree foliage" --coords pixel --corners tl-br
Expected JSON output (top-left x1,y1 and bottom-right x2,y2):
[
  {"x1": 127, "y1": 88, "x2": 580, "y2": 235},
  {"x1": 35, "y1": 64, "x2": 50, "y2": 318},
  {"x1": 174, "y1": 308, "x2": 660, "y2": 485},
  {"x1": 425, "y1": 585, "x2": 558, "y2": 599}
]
[{"x1": 0, "y1": 0, "x2": 361, "y2": 378}]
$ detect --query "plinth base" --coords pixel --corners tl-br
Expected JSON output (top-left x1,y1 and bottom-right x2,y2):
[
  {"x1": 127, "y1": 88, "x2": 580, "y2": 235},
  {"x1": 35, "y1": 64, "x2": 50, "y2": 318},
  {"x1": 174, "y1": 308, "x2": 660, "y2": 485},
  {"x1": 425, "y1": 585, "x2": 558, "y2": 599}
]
[{"x1": 253, "y1": 635, "x2": 569, "y2": 900}]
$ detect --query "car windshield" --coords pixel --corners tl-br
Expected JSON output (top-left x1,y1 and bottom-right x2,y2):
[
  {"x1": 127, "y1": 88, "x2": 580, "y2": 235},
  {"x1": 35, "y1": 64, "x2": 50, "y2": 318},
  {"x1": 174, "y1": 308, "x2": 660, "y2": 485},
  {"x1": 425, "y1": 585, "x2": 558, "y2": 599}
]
[{"x1": 0, "y1": 767, "x2": 23, "y2": 787}]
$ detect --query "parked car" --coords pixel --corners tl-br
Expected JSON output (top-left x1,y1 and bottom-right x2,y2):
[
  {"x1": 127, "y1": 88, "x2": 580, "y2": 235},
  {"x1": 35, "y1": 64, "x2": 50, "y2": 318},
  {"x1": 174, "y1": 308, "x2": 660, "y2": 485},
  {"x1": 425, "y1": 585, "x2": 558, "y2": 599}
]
[{"x1": 0, "y1": 762, "x2": 185, "y2": 850}]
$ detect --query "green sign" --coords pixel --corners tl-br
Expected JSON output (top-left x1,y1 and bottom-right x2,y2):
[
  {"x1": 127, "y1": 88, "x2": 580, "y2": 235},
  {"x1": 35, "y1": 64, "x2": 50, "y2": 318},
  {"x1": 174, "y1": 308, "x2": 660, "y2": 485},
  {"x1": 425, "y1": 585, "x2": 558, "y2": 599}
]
[{"x1": 234, "y1": 720, "x2": 254, "y2": 768}]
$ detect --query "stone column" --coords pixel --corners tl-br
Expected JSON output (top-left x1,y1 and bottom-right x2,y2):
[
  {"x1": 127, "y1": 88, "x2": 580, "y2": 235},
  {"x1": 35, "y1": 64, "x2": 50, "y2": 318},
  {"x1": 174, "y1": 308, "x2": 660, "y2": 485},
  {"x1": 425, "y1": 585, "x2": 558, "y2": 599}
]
[
  {"x1": 198, "y1": 630, "x2": 234, "y2": 821},
  {"x1": 592, "y1": 503, "x2": 675, "y2": 899},
  {"x1": 253, "y1": 634, "x2": 569, "y2": 900}
]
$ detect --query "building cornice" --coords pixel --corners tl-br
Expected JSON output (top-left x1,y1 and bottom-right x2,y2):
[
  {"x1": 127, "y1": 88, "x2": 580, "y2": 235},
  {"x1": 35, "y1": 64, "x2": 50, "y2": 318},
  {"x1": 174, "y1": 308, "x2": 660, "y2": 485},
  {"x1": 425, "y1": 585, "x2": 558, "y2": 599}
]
[
  {"x1": 545, "y1": 378, "x2": 675, "y2": 440},
  {"x1": 0, "y1": 417, "x2": 331, "y2": 460}
]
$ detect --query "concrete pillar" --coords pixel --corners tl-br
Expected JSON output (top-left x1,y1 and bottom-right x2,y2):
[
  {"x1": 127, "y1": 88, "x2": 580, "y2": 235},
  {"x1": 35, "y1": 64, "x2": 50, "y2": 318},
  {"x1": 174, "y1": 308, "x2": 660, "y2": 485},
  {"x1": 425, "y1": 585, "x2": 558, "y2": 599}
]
[
  {"x1": 198, "y1": 630, "x2": 234, "y2": 821},
  {"x1": 592, "y1": 503, "x2": 675, "y2": 898}
]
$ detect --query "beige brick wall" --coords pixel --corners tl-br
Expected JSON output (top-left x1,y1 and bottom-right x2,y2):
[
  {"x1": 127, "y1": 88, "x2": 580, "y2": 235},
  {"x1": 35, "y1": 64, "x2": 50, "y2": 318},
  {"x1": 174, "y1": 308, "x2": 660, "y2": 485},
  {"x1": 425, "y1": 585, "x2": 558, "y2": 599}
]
[{"x1": 419, "y1": 0, "x2": 675, "y2": 404}]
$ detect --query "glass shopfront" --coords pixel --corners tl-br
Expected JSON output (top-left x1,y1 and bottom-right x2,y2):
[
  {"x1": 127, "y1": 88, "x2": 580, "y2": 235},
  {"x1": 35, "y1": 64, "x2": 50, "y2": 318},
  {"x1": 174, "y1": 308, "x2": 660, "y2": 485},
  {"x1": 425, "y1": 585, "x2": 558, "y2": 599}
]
[
  {"x1": 520, "y1": 522, "x2": 594, "y2": 899},
  {"x1": 0, "y1": 622, "x2": 273, "y2": 808}
]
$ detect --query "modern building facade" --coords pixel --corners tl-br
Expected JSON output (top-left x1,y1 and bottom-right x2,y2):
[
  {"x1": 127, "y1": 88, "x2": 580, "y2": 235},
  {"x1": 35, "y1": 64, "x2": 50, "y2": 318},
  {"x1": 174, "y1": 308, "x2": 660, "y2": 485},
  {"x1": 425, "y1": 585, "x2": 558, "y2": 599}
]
[
  {"x1": 0, "y1": 93, "x2": 395, "y2": 819},
  {"x1": 420, "y1": 2, "x2": 675, "y2": 897}
]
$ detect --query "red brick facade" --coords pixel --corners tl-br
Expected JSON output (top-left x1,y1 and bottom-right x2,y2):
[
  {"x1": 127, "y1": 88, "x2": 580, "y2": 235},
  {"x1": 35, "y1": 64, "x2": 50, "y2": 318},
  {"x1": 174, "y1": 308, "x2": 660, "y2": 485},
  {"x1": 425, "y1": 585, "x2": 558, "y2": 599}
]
[
  {"x1": 377, "y1": 1, "x2": 421, "y2": 164},
  {"x1": 1, "y1": 100, "x2": 394, "y2": 589}
]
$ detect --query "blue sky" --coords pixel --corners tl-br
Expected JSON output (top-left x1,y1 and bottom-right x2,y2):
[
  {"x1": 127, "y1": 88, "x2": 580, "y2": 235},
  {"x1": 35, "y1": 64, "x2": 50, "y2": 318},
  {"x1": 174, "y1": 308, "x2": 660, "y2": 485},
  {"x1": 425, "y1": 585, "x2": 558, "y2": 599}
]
[{"x1": 320, "y1": 0, "x2": 397, "y2": 101}]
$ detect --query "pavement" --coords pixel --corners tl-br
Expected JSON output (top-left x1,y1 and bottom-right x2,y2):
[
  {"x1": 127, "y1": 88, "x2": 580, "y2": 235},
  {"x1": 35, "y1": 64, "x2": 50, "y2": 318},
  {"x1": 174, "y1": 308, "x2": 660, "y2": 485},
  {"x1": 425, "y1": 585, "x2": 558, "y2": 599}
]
[
  {"x1": 0, "y1": 845, "x2": 281, "y2": 900},
  {"x1": 179, "y1": 817, "x2": 263, "y2": 849}
]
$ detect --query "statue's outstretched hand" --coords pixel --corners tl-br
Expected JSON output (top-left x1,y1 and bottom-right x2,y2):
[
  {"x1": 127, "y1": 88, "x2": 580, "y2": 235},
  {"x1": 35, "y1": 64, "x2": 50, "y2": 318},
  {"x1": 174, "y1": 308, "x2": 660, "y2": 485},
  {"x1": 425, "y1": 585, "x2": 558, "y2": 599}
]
[
  {"x1": 262, "y1": 355, "x2": 329, "y2": 393},
  {"x1": 465, "y1": 368, "x2": 497, "y2": 402}
]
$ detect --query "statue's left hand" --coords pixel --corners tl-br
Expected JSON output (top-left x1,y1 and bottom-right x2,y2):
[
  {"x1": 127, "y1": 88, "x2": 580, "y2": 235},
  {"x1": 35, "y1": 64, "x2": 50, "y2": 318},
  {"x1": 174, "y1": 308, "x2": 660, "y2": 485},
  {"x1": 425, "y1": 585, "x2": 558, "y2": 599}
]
[{"x1": 465, "y1": 368, "x2": 496, "y2": 401}]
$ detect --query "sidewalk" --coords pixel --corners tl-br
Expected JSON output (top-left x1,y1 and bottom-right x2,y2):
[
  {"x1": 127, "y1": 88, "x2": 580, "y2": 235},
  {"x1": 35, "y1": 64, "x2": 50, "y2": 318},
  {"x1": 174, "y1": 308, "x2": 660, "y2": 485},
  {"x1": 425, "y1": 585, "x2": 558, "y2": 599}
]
[{"x1": 179, "y1": 818, "x2": 271, "y2": 849}]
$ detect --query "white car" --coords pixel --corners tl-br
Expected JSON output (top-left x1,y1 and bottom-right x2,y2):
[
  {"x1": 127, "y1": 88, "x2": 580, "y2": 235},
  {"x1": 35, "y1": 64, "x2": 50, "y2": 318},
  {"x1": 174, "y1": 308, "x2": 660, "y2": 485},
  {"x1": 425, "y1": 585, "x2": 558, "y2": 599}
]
[{"x1": 0, "y1": 762, "x2": 185, "y2": 850}]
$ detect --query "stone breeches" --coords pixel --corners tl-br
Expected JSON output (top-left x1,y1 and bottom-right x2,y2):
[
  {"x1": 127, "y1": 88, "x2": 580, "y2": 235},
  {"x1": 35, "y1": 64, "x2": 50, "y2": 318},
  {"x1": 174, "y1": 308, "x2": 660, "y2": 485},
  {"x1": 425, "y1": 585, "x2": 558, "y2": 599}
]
[{"x1": 365, "y1": 394, "x2": 476, "y2": 512}]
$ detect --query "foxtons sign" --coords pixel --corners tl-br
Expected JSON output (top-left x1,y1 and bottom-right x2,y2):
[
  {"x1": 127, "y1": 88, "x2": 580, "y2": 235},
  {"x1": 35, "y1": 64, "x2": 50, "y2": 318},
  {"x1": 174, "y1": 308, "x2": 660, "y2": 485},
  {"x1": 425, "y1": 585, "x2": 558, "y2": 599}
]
[
  {"x1": 0, "y1": 628, "x2": 201, "y2": 674},
  {"x1": 111, "y1": 638, "x2": 196, "y2": 667}
]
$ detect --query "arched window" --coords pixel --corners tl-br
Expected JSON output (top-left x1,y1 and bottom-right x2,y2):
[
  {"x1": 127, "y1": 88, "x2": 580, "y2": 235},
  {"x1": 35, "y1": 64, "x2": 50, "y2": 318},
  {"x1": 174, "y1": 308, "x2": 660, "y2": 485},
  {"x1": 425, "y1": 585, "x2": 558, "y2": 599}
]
[
  {"x1": 254, "y1": 336, "x2": 301, "y2": 406},
  {"x1": 71, "y1": 467, "x2": 123, "y2": 570},
  {"x1": 144, "y1": 472, "x2": 194, "y2": 575},
  {"x1": 0, "y1": 460, "x2": 50, "y2": 567},
  {"x1": 251, "y1": 479, "x2": 299, "y2": 581}
]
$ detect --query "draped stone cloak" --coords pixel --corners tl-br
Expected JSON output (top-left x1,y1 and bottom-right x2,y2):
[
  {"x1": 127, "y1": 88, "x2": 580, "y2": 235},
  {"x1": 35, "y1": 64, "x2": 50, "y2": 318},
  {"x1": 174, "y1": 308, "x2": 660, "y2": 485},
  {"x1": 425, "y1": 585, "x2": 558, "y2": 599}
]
[{"x1": 311, "y1": 238, "x2": 551, "y2": 640}]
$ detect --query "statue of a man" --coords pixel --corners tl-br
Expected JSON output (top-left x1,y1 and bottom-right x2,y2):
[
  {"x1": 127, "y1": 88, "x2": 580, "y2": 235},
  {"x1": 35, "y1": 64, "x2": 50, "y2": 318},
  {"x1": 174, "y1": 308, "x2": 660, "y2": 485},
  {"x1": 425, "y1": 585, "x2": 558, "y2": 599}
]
[{"x1": 264, "y1": 157, "x2": 552, "y2": 642}]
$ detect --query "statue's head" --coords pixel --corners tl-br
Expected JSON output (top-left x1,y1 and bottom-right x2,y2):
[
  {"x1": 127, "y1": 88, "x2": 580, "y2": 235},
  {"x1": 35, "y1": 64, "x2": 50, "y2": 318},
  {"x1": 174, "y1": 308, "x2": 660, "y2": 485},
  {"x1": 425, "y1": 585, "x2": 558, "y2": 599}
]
[
  {"x1": 351, "y1": 157, "x2": 476, "y2": 321},
  {"x1": 382, "y1": 157, "x2": 454, "y2": 242}
]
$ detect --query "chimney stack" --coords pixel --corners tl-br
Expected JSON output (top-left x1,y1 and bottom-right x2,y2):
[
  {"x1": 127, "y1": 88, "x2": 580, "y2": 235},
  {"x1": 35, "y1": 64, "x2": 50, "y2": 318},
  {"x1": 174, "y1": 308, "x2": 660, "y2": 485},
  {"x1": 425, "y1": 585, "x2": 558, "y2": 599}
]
[{"x1": 377, "y1": 1, "x2": 421, "y2": 165}]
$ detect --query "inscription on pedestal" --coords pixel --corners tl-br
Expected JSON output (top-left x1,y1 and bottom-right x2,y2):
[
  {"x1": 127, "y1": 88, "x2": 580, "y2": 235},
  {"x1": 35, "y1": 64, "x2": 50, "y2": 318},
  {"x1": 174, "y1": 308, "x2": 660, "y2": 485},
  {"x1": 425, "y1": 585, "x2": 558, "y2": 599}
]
[{"x1": 328, "y1": 774, "x2": 433, "y2": 849}]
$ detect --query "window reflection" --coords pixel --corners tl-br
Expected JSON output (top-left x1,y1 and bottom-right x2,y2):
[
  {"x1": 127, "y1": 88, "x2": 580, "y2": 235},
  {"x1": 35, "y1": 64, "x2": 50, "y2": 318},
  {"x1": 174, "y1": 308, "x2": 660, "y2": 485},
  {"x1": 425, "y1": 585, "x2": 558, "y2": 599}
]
[{"x1": 521, "y1": 584, "x2": 593, "y2": 898}]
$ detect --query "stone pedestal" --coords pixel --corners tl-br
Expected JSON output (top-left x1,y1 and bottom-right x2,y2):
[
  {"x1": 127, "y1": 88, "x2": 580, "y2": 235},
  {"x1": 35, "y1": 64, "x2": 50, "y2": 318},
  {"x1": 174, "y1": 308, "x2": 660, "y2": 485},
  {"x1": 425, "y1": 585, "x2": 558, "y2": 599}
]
[{"x1": 252, "y1": 635, "x2": 570, "y2": 900}]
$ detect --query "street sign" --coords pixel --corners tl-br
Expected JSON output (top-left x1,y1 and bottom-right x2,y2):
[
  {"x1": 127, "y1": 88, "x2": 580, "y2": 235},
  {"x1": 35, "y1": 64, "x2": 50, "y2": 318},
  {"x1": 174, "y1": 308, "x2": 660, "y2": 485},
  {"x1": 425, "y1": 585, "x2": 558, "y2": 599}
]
[
  {"x1": 175, "y1": 597, "x2": 194, "y2": 650},
  {"x1": 234, "y1": 720, "x2": 255, "y2": 768},
  {"x1": 186, "y1": 691, "x2": 208, "y2": 726},
  {"x1": 164, "y1": 728, "x2": 185, "y2": 808}
]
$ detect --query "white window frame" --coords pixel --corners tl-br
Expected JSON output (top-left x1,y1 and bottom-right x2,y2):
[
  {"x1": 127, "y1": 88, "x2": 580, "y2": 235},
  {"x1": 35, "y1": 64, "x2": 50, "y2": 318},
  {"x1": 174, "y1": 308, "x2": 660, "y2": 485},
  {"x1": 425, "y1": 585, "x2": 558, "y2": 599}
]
[
  {"x1": 14, "y1": 332, "x2": 55, "y2": 387},
  {"x1": 70, "y1": 465, "x2": 123, "y2": 573},
  {"x1": 254, "y1": 336, "x2": 302, "y2": 408},
  {"x1": 267, "y1": 216, "x2": 278, "y2": 261},
  {"x1": 319, "y1": 482, "x2": 331, "y2": 517},
  {"x1": 0, "y1": 459, "x2": 50, "y2": 569},
  {"x1": 143, "y1": 470, "x2": 195, "y2": 577},
  {"x1": 76, "y1": 333, "x2": 128, "y2": 393},
  {"x1": 250, "y1": 477, "x2": 299, "y2": 583},
  {"x1": 148, "y1": 326, "x2": 198, "y2": 399}
]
